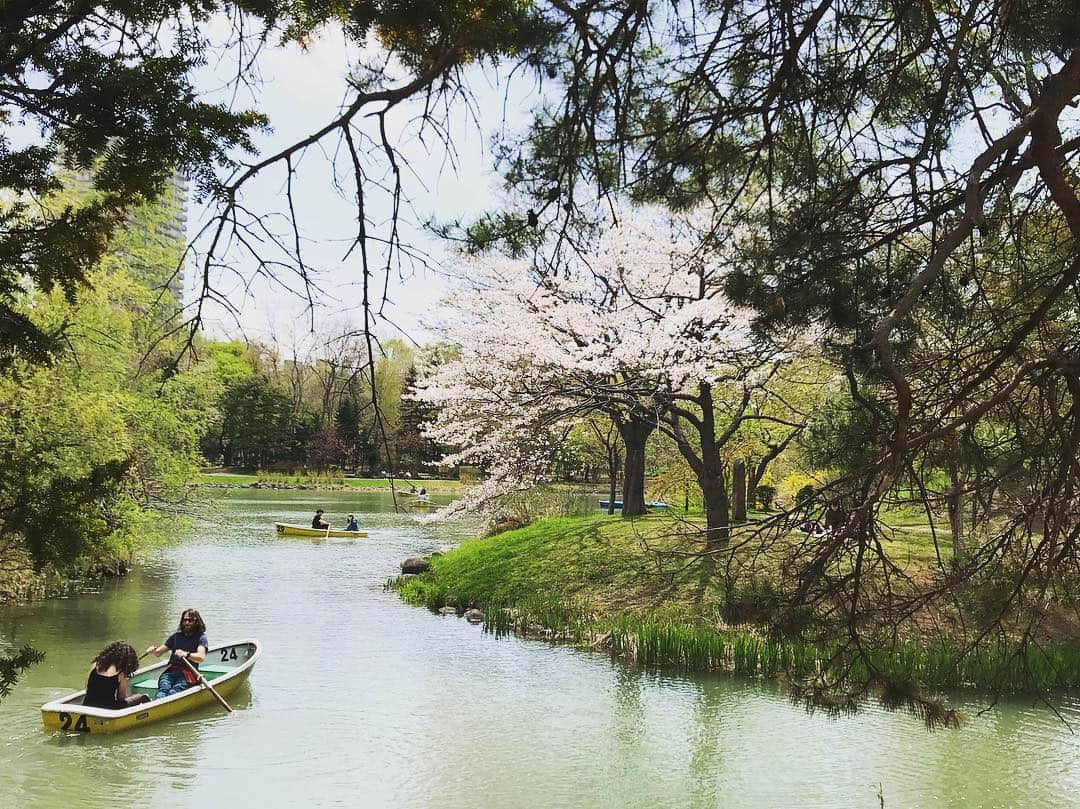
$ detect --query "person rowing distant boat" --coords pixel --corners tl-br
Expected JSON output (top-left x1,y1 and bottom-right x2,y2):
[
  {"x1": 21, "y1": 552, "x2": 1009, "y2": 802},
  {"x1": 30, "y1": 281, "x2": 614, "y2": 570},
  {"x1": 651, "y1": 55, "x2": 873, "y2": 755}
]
[
  {"x1": 311, "y1": 509, "x2": 330, "y2": 530},
  {"x1": 417, "y1": 488, "x2": 429, "y2": 502}
]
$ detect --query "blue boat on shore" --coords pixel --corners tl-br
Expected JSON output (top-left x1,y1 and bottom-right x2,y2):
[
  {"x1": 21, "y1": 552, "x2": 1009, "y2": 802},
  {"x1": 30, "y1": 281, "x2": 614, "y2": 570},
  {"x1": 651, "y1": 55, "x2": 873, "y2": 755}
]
[{"x1": 598, "y1": 500, "x2": 669, "y2": 510}]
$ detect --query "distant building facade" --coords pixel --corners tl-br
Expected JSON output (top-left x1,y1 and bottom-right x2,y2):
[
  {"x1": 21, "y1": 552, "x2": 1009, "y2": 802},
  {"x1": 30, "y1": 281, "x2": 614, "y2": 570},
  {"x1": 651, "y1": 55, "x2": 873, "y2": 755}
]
[{"x1": 65, "y1": 167, "x2": 189, "y2": 303}]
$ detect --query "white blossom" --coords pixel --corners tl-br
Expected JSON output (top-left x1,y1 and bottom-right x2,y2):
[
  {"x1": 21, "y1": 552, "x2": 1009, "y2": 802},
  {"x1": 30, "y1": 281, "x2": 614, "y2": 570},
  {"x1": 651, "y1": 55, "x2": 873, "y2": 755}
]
[{"x1": 416, "y1": 204, "x2": 759, "y2": 514}]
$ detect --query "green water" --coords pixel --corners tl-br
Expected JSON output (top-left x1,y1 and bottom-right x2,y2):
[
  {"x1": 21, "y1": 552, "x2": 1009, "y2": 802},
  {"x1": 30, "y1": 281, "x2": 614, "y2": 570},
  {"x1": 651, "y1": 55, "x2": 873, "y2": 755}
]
[{"x1": 2, "y1": 489, "x2": 1080, "y2": 808}]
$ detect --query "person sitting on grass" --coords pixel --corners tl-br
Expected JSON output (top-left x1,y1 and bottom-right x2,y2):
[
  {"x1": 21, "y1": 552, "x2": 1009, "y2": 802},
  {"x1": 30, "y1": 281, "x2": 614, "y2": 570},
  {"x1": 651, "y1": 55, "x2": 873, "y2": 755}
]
[
  {"x1": 311, "y1": 509, "x2": 330, "y2": 529},
  {"x1": 83, "y1": 641, "x2": 151, "y2": 710},
  {"x1": 145, "y1": 608, "x2": 208, "y2": 700},
  {"x1": 823, "y1": 501, "x2": 848, "y2": 534},
  {"x1": 344, "y1": 513, "x2": 359, "y2": 532}
]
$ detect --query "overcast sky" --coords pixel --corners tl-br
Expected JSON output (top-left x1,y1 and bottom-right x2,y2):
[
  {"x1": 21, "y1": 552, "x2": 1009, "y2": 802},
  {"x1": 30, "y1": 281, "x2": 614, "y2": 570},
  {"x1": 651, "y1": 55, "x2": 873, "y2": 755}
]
[{"x1": 189, "y1": 24, "x2": 540, "y2": 351}]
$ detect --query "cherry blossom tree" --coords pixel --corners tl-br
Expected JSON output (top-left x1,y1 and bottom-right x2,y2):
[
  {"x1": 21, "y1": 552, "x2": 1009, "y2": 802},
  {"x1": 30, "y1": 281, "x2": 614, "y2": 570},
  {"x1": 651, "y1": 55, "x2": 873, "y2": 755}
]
[{"x1": 418, "y1": 206, "x2": 803, "y2": 542}]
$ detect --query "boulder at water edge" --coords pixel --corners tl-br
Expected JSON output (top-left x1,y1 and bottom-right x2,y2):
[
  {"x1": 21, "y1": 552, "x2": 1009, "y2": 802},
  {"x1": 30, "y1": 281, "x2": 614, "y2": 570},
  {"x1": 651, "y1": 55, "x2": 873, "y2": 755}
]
[{"x1": 400, "y1": 557, "x2": 431, "y2": 574}]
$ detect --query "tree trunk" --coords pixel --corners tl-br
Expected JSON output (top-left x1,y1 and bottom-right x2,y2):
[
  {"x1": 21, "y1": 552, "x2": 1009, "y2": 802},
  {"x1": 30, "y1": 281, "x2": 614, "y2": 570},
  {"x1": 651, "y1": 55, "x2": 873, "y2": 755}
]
[
  {"x1": 745, "y1": 456, "x2": 758, "y2": 512},
  {"x1": 946, "y1": 436, "x2": 966, "y2": 562},
  {"x1": 616, "y1": 417, "x2": 653, "y2": 517},
  {"x1": 948, "y1": 476, "x2": 965, "y2": 562},
  {"x1": 700, "y1": 464, "x2": 730, "y2": 548},
  {"x1": 664, "y1": 382, "x2": 735, "y2": 547},
  {"x1": 732, "y1": 459, "x2": 747, "y2": 522},
  {"x1": 608, "y1": 447, "x2": 620, "y2": 515}
]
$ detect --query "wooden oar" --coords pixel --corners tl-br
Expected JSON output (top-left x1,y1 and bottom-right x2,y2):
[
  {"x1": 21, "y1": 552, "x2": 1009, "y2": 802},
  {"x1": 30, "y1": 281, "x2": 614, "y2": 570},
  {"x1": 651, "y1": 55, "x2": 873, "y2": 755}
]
[{"x1": 181, "y1": 656, "x2": 233, "y2": 713}]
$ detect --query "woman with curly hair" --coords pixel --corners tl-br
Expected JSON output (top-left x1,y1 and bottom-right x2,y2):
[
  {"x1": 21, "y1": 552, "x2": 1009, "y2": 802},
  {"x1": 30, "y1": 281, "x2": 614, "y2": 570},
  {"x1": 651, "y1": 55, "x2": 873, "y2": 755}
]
[
  {"x1": 145, "y1": 608, "x2": 208, "y2": 700},
  {"x1": 83, "y1": 641, "x2": 151, "y2": 710}
]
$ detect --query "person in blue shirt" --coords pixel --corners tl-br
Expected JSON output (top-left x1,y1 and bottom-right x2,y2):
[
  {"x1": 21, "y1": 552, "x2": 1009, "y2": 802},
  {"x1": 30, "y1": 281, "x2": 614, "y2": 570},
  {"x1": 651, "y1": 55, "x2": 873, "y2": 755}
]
[
  {"x1": 145, "y1": 608, "x2": 209, "y2": 700},
  {"x1": 344, "y1": 514, "x2": 359, "y2": 532}
]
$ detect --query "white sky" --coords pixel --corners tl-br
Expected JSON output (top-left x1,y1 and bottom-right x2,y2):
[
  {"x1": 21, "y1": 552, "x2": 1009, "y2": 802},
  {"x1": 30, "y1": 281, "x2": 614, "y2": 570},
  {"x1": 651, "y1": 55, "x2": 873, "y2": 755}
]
[{"x1": 188, "y1": 24, "x2": 542, "y2": 350}]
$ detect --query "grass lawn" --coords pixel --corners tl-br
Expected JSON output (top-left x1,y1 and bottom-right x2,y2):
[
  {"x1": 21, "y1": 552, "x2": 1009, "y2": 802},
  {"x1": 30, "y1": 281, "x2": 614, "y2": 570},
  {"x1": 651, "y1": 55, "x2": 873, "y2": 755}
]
[
  {"x1": 194, "y1": 473, "x2": 259, "y2": 485},
  {"x1": 193, "y1": 471, "x2": 467, "y2": 494},
  {"x1": 393, "y1": 511, "x2": 1080, "y2": 694},
  {"x1": 397, "y1": 511, "x2": 953, "y2": 617}
]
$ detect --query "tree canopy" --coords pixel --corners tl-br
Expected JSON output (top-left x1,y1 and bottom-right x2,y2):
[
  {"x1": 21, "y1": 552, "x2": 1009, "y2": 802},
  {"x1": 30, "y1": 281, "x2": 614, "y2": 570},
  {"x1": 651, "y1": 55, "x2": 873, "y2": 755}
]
[{"x1": 5, "y1": 0, "x2": 1080, "y2": 718}]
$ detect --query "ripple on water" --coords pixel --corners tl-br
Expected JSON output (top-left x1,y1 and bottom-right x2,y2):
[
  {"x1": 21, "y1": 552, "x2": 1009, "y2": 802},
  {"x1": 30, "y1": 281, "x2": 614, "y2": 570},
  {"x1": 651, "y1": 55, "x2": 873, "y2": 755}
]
[{"x1": 6, "y1": 491, "x2": 1080, "y2": 808}]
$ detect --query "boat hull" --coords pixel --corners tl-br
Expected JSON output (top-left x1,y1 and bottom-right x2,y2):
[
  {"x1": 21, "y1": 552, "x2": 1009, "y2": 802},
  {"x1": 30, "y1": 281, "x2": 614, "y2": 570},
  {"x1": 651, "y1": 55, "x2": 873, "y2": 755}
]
[
  {"x1": 275, "y1": 523, "x2": 368, "y2": 538},
  {"x1": 41, "y1": 640, "x2": 260, "y2": 735}
]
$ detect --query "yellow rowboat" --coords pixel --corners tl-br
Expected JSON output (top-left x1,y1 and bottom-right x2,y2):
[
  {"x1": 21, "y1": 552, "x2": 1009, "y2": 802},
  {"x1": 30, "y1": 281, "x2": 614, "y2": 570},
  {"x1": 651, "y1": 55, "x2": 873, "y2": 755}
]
[
  {"x1": 411, "y1": 499, "x2": 435, "y2": 508},
  {"x1": 41, "y1": 639, "x2": 260, "y2": 735},
  {"x1": 274, "y1": 522, "x2": 368, "y2": 538},
  {"x1": 395, "y1": 490, "x2": 417, "y2": 497}
]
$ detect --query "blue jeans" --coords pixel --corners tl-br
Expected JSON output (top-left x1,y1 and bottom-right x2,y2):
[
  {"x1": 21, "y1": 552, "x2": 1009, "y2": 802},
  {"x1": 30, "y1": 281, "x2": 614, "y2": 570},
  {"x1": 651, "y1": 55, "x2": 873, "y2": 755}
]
[{"x1": 156, "y1": 667, "x2": 193, "y2": 700}]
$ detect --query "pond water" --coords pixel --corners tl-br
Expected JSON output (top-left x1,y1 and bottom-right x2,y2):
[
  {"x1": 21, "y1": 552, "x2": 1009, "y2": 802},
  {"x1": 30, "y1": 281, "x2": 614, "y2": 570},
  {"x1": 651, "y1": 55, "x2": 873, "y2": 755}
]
[{"x1": 2, "y1": 488, "x2": 1079, "y2": 808}]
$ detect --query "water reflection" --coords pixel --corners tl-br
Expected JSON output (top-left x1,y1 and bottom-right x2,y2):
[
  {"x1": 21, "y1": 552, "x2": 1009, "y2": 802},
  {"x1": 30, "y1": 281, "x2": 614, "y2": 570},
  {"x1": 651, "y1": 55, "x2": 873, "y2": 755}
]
[{"x1": 2, "y1": 489, "x2": 1080, "y2": 808}]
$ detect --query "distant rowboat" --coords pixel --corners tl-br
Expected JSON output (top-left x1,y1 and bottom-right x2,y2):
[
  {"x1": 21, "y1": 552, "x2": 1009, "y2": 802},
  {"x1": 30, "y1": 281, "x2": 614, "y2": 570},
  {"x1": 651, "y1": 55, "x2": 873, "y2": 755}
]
[
  {"x1": 274, "y1": 522, "x2": 369, "y2": 538},
  {"x1": 411, "y1": 499, "x2": 435, "y2": 508},
  {"x1": 41, "y1": 640, "x2": 260, "y2": 735},
  {"x1": 395, "y1": 490, "x2": 417, "y2": 497}
]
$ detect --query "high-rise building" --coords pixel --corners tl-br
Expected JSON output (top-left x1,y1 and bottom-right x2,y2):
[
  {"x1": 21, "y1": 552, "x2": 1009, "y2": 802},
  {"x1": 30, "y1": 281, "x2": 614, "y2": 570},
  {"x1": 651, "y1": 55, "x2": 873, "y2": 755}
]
[
  {"x1": 64, "y1": 166, "x2": 189, "y2": 304},
  {"x1": 156, "y1": 171, "x2": 189, "y2": 302}
]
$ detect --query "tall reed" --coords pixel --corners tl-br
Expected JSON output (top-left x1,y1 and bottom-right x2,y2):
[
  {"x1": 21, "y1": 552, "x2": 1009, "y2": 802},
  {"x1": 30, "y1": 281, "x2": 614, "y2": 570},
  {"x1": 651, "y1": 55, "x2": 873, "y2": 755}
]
[{"x1": 391, "y1": 578, "x2": 1080, "y2": 693}]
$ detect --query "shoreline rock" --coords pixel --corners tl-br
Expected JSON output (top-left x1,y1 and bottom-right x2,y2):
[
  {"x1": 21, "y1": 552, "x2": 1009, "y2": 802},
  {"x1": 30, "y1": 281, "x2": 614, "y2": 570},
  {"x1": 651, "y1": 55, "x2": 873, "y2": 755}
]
[{"x1": 400, "y1": 557, "x2": 431, "y2": 574}]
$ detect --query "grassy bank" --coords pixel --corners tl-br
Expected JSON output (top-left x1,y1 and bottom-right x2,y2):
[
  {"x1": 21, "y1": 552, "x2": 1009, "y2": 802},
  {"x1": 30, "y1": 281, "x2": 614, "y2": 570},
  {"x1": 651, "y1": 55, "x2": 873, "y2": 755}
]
[
  {"x1": 193, "y1": 472, "x2": 467, "y2": 494},
  {"x1": 392, "y1": 514, "x2": 1080, "y2": 697}
]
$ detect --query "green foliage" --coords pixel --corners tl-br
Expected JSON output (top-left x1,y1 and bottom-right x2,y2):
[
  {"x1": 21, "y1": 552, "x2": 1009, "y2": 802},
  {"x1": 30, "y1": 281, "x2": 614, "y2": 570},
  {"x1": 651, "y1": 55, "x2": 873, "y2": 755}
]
[
  {"x1": 444, "y1": 209, "x2": 546, "y2": 256},
  {"x1": 217, "y1": 375, "x2": 297, "y2": 467},
  {"x1": 1, "y1": 1, "x2": 274, "y2": 366},
  {"x1": 200, "y1": 342, "x2": 258, "y2": 388},
  {"x1": 1, "y1": 460, "x2": 130, "y2": 569},
  {"x1": 393, "y1": 514, "x2": 1080, "y2": 703},
  {"x1": 0, "y1": 646, "x2": 46, "y2": 701},
  {"x1": 754, "y1": 484, "x2": 776, "y2": 510},
  {"x1": 800, "y1": 388, "x2": 884, "y2": 474},
  {"x1": 197, "y1": 333, "x2": 447, "y2": 475},
  {"x1": 0, "y1": 183, "x2": 205, "y2": 573},
  {"x1": 335, "y1": 0, "x2": 555, "y2": 70}
]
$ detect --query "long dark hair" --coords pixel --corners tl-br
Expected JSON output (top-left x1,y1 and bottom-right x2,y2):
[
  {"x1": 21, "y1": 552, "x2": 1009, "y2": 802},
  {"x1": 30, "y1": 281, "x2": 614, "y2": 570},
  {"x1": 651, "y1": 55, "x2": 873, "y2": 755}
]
[
  {"x1": 92, "y1": 641, "x2": 140, "y2": 676},
  {"x1": 177, "y1": 608, "x2": 206, "y2": 636}
]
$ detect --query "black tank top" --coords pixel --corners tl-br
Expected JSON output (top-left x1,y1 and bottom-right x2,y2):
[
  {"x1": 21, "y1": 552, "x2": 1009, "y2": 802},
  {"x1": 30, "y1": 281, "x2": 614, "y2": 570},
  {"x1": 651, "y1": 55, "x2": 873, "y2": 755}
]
[{"x1": 84, "y1": 669, "x2": 126, "y2": 710}]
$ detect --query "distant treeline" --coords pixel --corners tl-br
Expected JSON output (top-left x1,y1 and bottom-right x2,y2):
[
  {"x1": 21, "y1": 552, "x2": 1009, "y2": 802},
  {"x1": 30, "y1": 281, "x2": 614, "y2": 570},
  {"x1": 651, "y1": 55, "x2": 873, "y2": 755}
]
[{"x1": 196, "y1": 337, "x2": 451, "y2": 476}]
